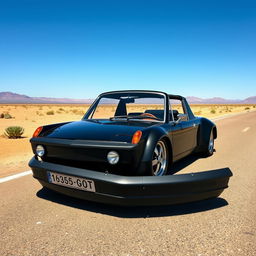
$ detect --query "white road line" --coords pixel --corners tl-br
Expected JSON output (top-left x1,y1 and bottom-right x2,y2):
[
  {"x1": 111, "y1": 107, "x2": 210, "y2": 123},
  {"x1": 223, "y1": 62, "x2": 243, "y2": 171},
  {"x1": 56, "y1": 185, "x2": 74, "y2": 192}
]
[
  {"x1": 242, "y1": 127, "x2": 250, "y2": 133},
  {"x1": 0, "y1": 170, "x2": 32, "y2": 184}
]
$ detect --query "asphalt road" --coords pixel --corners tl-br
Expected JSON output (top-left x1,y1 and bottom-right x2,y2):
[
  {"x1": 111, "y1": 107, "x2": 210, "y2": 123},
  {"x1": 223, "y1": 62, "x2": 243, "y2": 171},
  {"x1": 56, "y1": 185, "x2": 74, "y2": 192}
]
[{"x1": 1, "y1": 111, "x2": 256, "y2": 256}]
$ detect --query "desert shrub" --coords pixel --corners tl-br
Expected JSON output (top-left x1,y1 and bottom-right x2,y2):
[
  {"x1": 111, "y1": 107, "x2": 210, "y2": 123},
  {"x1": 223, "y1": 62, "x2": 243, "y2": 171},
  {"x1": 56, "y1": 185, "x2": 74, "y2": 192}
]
[
  {"x1": 4, "y1": 126, "x2": 24, "y2": 139},
  {"x1": 253, "y1": 105, "x2": 255, "y2": 108},
  {"x1": 59, "y1": 107, "x2": 65, "y2": 111},
  {"x1": 5, "y1": 113, "x2": 13, "y2": 119},
  {"x1": 1, "y1": 112, "x2": 13, "y2": 119},
  {"x1": 194, "y1": 111, "x2": 202, "y2": 115},
  {"x1": 244, "y1": 107, "x2": 250, "y2": 110},
  {"x1": 46, "y1": 110, "x2": 54, "y2": 115},
  {"x1": 36, "y1": 111, "x2": 44, "y2": 116},
  {"x1": 210, "y1": 109, "x2": 216, "y2": 114},
  {"x1": 71, "y1": 109, "x2": 84, "y2": 115}
]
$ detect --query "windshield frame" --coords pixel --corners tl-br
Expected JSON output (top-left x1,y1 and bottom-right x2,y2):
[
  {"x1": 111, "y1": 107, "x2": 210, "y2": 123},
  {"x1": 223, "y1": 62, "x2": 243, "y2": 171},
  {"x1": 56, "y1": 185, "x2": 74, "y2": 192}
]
[{"x1": 82, "y1": 91, "x2": 169, "y2": 123}]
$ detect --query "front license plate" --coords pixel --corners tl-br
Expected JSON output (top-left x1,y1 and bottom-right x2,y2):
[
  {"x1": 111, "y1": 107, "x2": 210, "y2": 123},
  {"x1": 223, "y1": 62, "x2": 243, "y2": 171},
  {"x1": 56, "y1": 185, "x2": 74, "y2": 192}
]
[{"x1": 47, "y1": 171, "x2": 95, "y2": 192}]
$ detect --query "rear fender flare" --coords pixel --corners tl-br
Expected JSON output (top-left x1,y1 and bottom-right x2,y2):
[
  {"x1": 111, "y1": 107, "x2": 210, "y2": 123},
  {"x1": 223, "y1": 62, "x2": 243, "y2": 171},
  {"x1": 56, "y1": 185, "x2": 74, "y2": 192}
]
[{"x1": 197, "y1": 118, "x2": 217, "y2": 152}]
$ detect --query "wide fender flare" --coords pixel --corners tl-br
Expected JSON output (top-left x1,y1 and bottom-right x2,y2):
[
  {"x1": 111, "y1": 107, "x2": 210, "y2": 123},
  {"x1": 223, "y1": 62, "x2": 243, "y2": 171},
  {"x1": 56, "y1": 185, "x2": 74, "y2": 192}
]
[
  {"x1": 197, "y1": 118, "x2": 217, "y2": 150},
  {"x1": 141, "y1": 127, "x2": 172, "y2": 163}
]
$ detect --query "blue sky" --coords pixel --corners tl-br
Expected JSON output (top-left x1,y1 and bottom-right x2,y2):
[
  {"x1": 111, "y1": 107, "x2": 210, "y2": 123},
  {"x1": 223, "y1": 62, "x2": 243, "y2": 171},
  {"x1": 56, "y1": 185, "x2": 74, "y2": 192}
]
[{"x1": 0, "y1": 0, "x2": 255, "y2": 99}]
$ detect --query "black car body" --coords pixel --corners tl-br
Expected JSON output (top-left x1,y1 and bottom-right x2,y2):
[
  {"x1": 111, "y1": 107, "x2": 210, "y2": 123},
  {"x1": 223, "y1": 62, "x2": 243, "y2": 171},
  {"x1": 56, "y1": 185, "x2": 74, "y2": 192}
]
[{"x1": 29, "y1": 90, "x2": 232, "y2": 206}]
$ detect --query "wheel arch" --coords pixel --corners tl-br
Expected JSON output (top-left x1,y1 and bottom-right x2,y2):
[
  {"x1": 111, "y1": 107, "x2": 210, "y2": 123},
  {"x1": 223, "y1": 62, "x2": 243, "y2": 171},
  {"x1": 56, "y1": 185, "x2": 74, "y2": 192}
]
[
  {"x1": 196, "y1": 117, "x2": 217, "y2": 153},
  {"x1": 142, "y1": 128, "x2": 172, "y2": 159},
  {"x1": 213, "y1": 126, "x2": 217, "y2": 139},
  {"x1": 136, "y1": 127, "x2": 173, "y2": 175}
]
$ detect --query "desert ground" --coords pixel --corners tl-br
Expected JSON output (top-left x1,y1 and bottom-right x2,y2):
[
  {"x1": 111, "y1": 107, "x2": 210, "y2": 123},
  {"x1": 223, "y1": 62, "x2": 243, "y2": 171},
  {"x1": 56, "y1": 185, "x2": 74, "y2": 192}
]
[{"x1": 0, "y1": 103, "x2": 255, "y2": 178}]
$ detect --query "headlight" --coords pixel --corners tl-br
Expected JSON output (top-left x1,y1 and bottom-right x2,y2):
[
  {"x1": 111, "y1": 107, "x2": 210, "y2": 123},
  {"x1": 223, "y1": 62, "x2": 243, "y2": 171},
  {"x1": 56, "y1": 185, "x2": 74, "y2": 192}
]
[
  {"x1": 36, "y1": 145, "x2": 45, "y2": 157},
  {"x1": 107, "y1": 151, "x2": 119, "y2": 165}
]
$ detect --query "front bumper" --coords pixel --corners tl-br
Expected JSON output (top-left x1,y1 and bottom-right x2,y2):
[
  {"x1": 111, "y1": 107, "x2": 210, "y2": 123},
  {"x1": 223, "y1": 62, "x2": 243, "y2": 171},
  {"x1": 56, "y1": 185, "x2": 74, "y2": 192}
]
[{"x1": 29, "y1": 157, "x2": 232, "y2": 206}]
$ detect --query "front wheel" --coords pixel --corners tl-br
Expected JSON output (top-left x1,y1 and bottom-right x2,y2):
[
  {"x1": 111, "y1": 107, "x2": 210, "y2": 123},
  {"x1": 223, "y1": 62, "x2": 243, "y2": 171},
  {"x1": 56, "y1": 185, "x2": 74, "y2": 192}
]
[{"x1": 151, "y1": 140, "x2": 169, "y2": 176}]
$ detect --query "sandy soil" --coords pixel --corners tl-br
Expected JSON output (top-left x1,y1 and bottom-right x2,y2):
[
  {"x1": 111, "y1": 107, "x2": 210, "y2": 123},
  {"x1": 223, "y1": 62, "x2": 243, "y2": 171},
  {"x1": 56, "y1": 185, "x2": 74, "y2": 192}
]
[{"x1": 0, "y1": 104, "x2": 255, "y2": 178}]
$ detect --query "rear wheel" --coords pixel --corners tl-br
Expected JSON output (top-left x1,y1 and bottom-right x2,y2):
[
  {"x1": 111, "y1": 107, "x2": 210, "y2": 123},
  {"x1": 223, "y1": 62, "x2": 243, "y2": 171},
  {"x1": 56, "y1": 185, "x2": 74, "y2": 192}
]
[
  {"x1": 151, "y1": 140, "x2": 169, "y2": 176},
  {"x1": 204, "y1": 130, "x2": 214, "y2": 156}
]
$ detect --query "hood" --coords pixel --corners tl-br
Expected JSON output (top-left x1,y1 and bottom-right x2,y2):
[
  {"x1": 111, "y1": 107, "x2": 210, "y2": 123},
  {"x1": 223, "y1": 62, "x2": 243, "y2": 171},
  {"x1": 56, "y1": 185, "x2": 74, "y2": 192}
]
[{"x1": 42, "y1": 120, "x2": 157, "y2": 143}]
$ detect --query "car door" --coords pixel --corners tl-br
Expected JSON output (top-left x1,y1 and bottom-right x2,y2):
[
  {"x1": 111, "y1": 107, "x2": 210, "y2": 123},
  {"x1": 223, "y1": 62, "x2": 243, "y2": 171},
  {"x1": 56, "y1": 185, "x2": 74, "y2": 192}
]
[
  {"x1": 180, "y1": 118, "x2": 198, "y2": 153},
  {"x1": 169, "y1": 98, "x2": 198, "y2": 160},
  {"x1": 169, "y1": 121, "x2": 184, "y2": 159}
]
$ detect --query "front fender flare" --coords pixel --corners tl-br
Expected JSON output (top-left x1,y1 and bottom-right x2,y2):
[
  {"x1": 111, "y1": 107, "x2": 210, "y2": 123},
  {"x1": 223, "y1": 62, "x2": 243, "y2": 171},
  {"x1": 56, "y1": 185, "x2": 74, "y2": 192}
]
[{"x1": 137, "y1": 127, "x2": 172, "y2": 175}]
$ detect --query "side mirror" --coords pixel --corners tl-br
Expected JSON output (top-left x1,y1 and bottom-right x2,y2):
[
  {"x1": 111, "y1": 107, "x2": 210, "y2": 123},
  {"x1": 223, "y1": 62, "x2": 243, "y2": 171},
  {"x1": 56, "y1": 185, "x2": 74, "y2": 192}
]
[
  {"x1": 173, "y1": 114, "x2": 188, "y2": 125},
  {"x1": 172, "y1": 118, "x2": 181, "y2": 126},
  {"x1": 178, "y1": 113, "x2": 188, "y2": 121},
  {"x1": 174, "y1": 117, "x2": 181, "y2": 124}
]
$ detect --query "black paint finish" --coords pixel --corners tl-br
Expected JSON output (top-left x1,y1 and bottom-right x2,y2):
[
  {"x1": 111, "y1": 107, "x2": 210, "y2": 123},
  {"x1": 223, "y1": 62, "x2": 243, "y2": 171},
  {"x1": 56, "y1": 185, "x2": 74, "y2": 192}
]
[
  {"x1": 29, "y1": 157, "x2": 232, "y2": 206},
  {"x1": 29, "y1": 90, "x2": 231, "y2": 205}
]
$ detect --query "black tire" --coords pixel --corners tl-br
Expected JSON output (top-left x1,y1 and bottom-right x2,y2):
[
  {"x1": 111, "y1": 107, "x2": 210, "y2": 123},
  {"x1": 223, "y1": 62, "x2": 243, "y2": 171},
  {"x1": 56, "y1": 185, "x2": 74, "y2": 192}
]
[
  {"x1": 151, "y1": 139, "x2": 169, "y2": 176},
  {"x1": 203, "y1": 130, "x2": 214, "y2": 157}
]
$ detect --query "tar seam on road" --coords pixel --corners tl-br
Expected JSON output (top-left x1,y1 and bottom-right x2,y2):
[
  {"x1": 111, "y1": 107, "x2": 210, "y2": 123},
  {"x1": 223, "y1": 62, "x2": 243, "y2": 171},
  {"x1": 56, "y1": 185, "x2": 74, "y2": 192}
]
[
  {"x1": 0, "y1": 110, "x2": 255, "y2": 184},
  {"x1": 0, "y1": 170, "x2": 32, "y2": 184}
]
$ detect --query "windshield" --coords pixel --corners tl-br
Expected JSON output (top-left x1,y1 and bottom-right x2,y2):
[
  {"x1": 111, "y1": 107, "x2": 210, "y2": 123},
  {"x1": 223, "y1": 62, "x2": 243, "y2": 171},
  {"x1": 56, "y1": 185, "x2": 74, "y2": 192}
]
[{"x1": 84, "y1": 92, "x2": 166, "y2": 122}]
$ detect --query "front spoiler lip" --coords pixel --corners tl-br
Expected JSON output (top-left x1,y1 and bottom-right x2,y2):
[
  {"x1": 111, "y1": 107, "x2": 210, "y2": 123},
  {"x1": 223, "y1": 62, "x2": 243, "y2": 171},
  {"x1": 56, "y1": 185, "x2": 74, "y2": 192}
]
[{"x1": 29, "y1": 157, "x2": 233, "y2": 206}]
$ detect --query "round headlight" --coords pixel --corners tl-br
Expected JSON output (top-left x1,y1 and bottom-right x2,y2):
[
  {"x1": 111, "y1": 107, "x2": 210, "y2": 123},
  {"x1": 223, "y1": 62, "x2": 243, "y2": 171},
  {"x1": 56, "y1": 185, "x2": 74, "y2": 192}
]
[
  {"x1": 107, "y1": 151, "x2": 119, "y2": 165},
  {"x1": 36, "y1": 145, "x2": 45, "y2": 157}
]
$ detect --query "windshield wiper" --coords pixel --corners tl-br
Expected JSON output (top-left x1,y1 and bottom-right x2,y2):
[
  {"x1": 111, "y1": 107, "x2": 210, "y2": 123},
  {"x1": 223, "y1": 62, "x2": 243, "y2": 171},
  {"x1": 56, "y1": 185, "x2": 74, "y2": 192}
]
[
  {"x1": 86, "y1": 119, "x2": 101, "y2": 123},
  {"x1": 109, "y1": 115, "x2": 129, "y2": 120},
  {"x1": 110, "y1": 115, "x2": 160, "y2": 121},
  {"x1": 127, "y1": 115, "x2": 160, "y2": 120}
]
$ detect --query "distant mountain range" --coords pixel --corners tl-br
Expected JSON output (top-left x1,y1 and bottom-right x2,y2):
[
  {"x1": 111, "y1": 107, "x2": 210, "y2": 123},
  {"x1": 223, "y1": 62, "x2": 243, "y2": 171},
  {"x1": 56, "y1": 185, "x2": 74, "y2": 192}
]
[
  {"x1": 0, "y1": 91, "x2": 256, "y2": 104},
  {"x1": 0, "y1": 92, "x2": 94, "y2": 104},
  {"x1": 186, "y1": 96, "x2": 256, "y2": 104}
]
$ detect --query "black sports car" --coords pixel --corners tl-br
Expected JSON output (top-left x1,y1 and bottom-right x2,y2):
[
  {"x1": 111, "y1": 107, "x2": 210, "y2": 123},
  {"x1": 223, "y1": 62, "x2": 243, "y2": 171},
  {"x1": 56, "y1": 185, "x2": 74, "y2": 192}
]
[{"x1": 29, "y1": 90, "x2": 232, "y2": 206}]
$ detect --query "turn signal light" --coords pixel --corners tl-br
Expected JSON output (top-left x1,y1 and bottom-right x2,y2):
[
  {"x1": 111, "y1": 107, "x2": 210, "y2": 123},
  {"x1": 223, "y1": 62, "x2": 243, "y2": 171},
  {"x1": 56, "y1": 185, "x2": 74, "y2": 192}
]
[
  {"x1": 132, "y1": 130, "x2": 142, "y2": 144},
  {"x1": 33, "y1": 126, "x2": 43, "y2": 138}
]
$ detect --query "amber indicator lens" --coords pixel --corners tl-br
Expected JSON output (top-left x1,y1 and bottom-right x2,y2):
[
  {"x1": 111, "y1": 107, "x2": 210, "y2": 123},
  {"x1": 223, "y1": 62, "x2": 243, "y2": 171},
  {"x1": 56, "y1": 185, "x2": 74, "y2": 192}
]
[
  {"x1": 132, "y1": 130, "x2": 142, "y2": 144},
  {"x1": 33, "y1": 126, "x2": 43, "y2": 137}
]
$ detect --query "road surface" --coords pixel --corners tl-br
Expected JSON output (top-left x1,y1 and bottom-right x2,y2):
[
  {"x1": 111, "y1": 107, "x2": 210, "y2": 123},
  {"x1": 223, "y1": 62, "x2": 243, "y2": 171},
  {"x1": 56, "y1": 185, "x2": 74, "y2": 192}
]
[{"x1": 0, "y1": 111, "x2": 256, "y2": 256}]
